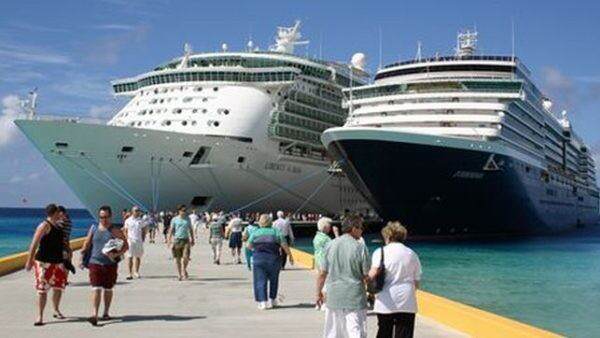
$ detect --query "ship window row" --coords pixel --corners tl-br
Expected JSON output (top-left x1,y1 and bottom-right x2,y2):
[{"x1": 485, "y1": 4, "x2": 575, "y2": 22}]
[
  {"x1": 155, "y1": 56, "x2": 332, "y2": 82},
  {"x1": 502, "y1": 113, "x2": 544, "y2": 141},
  {"x1": 507, "y1": 102, "x2": 544, "y2": 127},
  {"x1": 346, "y1": 81, "x2": 522, "y2": 100},
  {"x1": 136, "y1": 107, "x2": 220, "y2": 116},
  {"x1": 297, "y1": 77, "x2": 343, "y2": 102},
  {"x1": 113, "y1": 71, "x2": 298, "y2": 93},
  {"x1": 285, "y1": 101, "x2": 345, "y2": 125},
  {"x1": 272, "y1": 111, "x2": 334, "y2": 133},
  {"x1": 375, "y1": 64, "x2": 516, "y2": 81},
  {"x1": 291, "y1": 90, "x2": 346, "y2": 115},
  {"x1": 268, "y1": 124, "x2": 321, "y2": 145},
  {"x1": 501, "y1": 127, "x2": 544, "y2": 154}
]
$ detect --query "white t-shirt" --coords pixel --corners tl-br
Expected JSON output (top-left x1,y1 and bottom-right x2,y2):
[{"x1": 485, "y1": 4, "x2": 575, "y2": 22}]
[
  {"x1": 273, "y1": 217, "x2": 294, "y2": 240},
  {"x1": 124, "y1": 216, "x2": 146, "y2": 243},
  {"x1": 189, "y1": 213, "x2": 200, "y2": 227},
  {"x1": 228, "y1": 218, "x2": 243, "y2": 232},
  {"x1": 371, "y1": 243, "x2": 422, "y2": 314}
]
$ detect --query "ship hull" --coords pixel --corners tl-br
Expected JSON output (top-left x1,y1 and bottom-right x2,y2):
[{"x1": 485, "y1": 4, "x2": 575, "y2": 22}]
[
  {"x1": 16, "y1": 120, "x2": 366, "y2": 223},
  {"x1": 323, "y1": 128, "x2": 599, "y2": 237}
]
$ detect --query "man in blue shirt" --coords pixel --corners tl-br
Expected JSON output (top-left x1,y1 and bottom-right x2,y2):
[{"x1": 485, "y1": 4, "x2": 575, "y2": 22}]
[{"x1": 167, "y1": 205, "x2": 195, "y2": 281}]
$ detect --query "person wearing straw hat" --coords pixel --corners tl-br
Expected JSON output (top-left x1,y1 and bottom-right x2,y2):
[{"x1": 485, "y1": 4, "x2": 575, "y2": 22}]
[{"x1": 247, "y1": 214, "x2": 294, "y2": 310}]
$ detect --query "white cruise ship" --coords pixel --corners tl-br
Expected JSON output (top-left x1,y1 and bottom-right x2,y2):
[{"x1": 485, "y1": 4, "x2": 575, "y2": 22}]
[
  {"x1": 16, "y1": 21, "x2": 370, "y2": 223},
  {"x1": 322, "y1": 31, "x2": 599, "y2": 236}
]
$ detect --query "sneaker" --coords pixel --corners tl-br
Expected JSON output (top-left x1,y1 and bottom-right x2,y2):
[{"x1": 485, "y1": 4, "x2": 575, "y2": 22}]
[
  {"x1": 257, "y1": 302, "x2": 267, "y2": 310},
  {"x1": 268, "y1": 298, "x2": 278, "y2": 308}
]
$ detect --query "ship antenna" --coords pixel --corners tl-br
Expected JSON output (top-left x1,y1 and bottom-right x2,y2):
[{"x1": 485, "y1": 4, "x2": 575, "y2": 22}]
[
  {"x1": 415, "y1": 41, "x2": 422, "y2": 61},
  {"x1": 511, "y1": 17, "x2": 516, "y2": 61},
  {"x1": 28, "y1": 87, "x2": 38, "y2": 119},
  {"x1": 378, "y1": 26, "x2": 383, "y2": 70}
]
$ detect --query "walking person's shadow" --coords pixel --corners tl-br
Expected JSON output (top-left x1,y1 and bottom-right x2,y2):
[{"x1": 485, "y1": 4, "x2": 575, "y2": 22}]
[{"x1": 45, "y1": 314, "x2": 206, "y2": 327}]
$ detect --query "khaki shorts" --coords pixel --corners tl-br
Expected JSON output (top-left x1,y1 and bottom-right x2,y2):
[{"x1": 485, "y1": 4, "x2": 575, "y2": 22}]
[{"x1": 172, "y1": 239, "x2": 191, "y2": 259}]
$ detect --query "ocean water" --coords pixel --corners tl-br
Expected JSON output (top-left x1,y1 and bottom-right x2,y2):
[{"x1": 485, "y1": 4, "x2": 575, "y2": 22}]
[
  {"x1": 0, "y1": 208, "x2": 95, "y2": 257},
  {"x1": 297, "y1": 227, "x2": 600, "y2": 338}
]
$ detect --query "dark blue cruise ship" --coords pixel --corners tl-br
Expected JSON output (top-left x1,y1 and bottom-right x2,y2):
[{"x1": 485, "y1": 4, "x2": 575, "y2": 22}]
[{"x1": 322, "y1": 31, "x2": 599, "y2": 236}]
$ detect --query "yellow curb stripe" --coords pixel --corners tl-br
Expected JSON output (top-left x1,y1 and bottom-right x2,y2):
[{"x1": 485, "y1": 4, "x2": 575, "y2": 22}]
[{"x1": 0, "y1": 237, "x2": 86, "y2": 277}]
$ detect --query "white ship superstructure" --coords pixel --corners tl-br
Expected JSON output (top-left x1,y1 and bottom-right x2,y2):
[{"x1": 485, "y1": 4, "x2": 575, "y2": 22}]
[
  {"x1": 323, "y1": 31, "x2": 599, "y2": 235},
  {"x1": 16, "y1": 21, "x2": 370, "y2": 222}
]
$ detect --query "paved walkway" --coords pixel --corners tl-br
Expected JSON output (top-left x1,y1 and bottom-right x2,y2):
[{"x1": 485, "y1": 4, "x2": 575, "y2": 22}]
[{"x1": 0, "y1": 234, "x2": 466, "y2": 337}]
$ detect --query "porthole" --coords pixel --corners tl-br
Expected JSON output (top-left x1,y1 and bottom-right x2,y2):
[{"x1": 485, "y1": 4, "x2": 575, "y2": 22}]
[
  {"x1": 202, "y1": 109, "x2": 207, "y2": 113},
  {"x1": 191, "y1": 121, "x2": 197, "y2": 126},
  {"x1": 154, "y1": 89, "x2": 158, "y2": 94},
  {"x1": 173, "y1": 108, "x2": 182, "y2": 114},
  {"x1": 202, "y1": 98, "x2": 208, "y2": 102},
  {"x1": 195, "y1": 87, "x2": 203, "y2": 92},
  {"x1": 165, "y1": 120, "x2": 171, "y2": 126},
  {"x1": 160, "y1": 99, "x2": 164, "y2": 103},
  {"x1": 223, "y1": 109, "x2": 229, "y2": 115},
  {"x1": 213, "y1": 87, "x2": 219, "y2": 92},
  {"x1": 183, "y1": 97, "x2": 193, "y2": 103},
  {"x1": 182, "y1": 121, "x2": 188, "y2": 126},
  {"x1": 192, "y1": 109, "x2": 198, "y2": 113},
  {"x1": 213, "y1": 121, "x2": 220, "y2": 127}
]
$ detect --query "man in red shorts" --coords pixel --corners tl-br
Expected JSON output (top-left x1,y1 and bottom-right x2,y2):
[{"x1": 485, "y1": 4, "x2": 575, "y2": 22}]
[
  {"x1": 80, "y1": 205, "x2": 128, "y2": 326},
  {"x1": 25, "y1": 204, "x2": 68, "y2": 326}
]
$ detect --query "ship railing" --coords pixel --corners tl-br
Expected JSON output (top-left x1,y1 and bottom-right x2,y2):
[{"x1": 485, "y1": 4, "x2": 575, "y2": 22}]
[{"x1": 26, "y1": 114, "x2": 109, "y2": 125}]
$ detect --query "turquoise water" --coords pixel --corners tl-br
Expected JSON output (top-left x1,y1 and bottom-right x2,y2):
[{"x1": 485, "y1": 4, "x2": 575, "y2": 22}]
[
  {"x1": 0, "y1": 208, "x2": 94, "y2": 257},
  {"x1": 297, "y1": 228, "x2": 600, "y2": 338}
]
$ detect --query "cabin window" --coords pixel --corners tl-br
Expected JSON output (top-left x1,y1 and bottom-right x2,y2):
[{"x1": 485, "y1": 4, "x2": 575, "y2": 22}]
[
  {"x1": 121, "y1": 146, "x2": 134, "y2": 152},
  {"x1": 55, "y1": 142, "x2": 69, "y2": 148}
]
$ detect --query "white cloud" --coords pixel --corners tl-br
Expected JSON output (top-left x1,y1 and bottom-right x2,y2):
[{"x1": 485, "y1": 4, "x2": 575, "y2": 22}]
[
  {"x1": 86, "y1": 24, "x2": 148, "y2": 65},
  {"x1": 541, "y1": 67, "x2": 575, "y2": 112},
  {"x1": 51, "y1": 73, "x2": 112, "y2": 100},
  {"x1": 94, "y1": 24, "x2": 136, "y2": 31},
  {"x1": 0, "y1": 94, "x2": 26, "y2": 147},
  {"x1": 0, "y1": 43, "x2": 70, "y2": 65}
]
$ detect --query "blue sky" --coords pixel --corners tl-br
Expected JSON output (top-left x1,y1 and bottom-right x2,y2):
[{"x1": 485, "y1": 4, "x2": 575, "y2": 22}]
[{"x1": 0, "y1": 0, "x2": 599, "y2": 207}]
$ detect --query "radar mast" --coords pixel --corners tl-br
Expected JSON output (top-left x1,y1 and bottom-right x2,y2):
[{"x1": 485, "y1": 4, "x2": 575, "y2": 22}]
[
  {"x1": 455, "y1": 30, "x2": 478, "y2": 57},
  {"x1": 269, "y1": 20, "x2": 309, "y2": 54}
]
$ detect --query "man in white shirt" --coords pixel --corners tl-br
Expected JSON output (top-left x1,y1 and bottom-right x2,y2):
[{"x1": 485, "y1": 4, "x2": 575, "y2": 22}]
[
  {"x1": 189, "y1": 210, "x2": 200, "y2": 239},
  {"x1": 272, "y1": 210, "x2": 294, "y2": 269},
  {"x1": 123, "y1": 206, "x2": 147, "y2": 279}
]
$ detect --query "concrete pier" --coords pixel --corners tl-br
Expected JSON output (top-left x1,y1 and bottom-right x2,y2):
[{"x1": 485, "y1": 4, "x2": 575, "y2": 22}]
[{"x1": 0, "y1": 236, "x2": 465, "y2": 337}]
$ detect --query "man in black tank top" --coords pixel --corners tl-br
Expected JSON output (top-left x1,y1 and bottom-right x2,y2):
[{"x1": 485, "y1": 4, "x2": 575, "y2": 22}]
[{"x1": 25, "y1": 204, "x2": 68, "y2": 326}]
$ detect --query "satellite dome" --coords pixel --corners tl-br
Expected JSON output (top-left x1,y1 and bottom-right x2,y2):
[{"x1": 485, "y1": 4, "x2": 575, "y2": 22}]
[
  {"x1": 351, "y1": 53, "x2": 366, "y2": 71},
  {"x1": 221, "y1": 43, "x2": 228, "y2": 52}
]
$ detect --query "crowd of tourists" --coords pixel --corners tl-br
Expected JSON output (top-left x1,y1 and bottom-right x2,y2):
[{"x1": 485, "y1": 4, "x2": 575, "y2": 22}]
[{"x1": 26, "y1": 203, "x2": 421, "y2": 337}]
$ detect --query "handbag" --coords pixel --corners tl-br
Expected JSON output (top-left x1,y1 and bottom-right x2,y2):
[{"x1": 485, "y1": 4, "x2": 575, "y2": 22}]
[
  {"x1": 368, "y1": 246, "x2": 386, "y2": 294},
  {"x1": 81, "y1": 224, "x2": 97, "y2": 269}
]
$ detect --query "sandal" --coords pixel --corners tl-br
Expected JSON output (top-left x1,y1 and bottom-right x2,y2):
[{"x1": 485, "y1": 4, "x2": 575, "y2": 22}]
[
  {"x1": 88, "y1": 317, "x2": 99, "y2": 326},
  {"x1": 53, "y1": 312, "x2": 66, "y2": 319},
  {"x1": 101, "y1": 314, "x2": 112, "y2": 321},
  {"x1": 34, "y1": 321, "x2": 44, "y2": 326}
]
